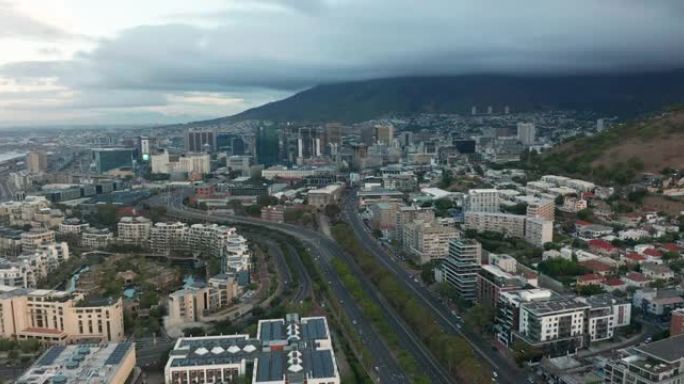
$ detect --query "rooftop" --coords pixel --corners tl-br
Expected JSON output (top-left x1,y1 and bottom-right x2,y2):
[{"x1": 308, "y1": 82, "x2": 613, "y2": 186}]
[
  {"x1": 522, "y1": 298, "x2": 589, "y2": 316},
  {"x1": 636, "y1": 334, "x2": 684, "y2": 363},
  {"x1": 15, "y1": 343, "x2": 134, "y2": 384}
]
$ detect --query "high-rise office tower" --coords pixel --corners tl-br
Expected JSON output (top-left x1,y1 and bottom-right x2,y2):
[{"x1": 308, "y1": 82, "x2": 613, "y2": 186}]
[
  {"x1": 255, "y1": 126, "x2": 280, "y2": 166},
  {"x1": 517, "y1": 122, "x2": 536, "y2": 146},
  {"x1": 92, "y1": 148, "x2": 134, "y2": 174},
  {"x1": 186, "y1": 128, "x2": 216, "y2": 152},
  {"x1": 375, "y1": 124, "x2": 394, "y2": 145},
  {"x1": 26, "y1": 151, "x2": 47, "y2": 174}
]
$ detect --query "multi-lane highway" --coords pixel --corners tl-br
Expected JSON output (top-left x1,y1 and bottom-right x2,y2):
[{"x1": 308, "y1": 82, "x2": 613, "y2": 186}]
[
  {"x1": 151, "y1": 193, "x2": 414, "y2": 383},
  {"x1": 341, "y1": 190, "x2": 528, "y2": 384}
]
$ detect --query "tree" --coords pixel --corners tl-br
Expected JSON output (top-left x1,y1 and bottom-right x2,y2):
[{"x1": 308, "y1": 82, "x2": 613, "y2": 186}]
[
  {"x1": 464, "y1": 304, "x2": 495, "y2": 333},
  {"x1": 577, "y1": 284, "x2": 605, "y2": 296},
  {"x1": 577, "y1": 208, "x2": 594, "y2": 221},
  {"x1": 439, "y1": 169, "x2": 453, "y2": 189},
  {"x1": 323, "y1": 204, "x2": 341, "y2": 219}
]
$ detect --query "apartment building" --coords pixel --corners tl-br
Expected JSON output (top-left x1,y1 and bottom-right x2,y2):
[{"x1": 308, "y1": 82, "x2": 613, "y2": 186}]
[
  {"x1": 525, "y1": 218, "x2": 553, "y2": 247},
  {"x1": 0, "y1": 196, "x2": 50, "y2": 226},
  {"x1": 395, "y1": 206, "x2": 435, "y2": 241},
  {"x1": 0, "y1": 226, "x2": 23, "y2": 256},
  {"x1": 466, "y1": 189, "x2": 500, "y2": 213},
  {"x1": 476, "y1": 264, "x2": 526, "y2": 308},
  {"x1": 165, "y1": 314, "x2": 340, "y2": 384},
  {"x1": 577, "y1": 294, "x2": 631, "y2": 344},
  {"x1": 496, "y1": 289, "x2": 555, "y2": 346},
  {"x1": 439, "y1": 239, "x2": 482, "y2": 302},
  {"x1": 464, "y1": 211, "x2": 526, "y2": 238},
  {"x1": 166, "y1": 274, "x2": 240, "y2": 327},
  {"x1": 402, "y1": 220, "x2": 460, "y2": 264},
  {"x1": 58, "y1": 218, "x2": 90, "y2": 235},
  {"x1": 0, "y1": 286, "x2": 124, "y2": 343},
  {"x1": 21, "y1": 228, "x2": 55, "y2": 253},
  {"x1": 370, "y1": 202, "x2": 399, "y2": 230},
  {"x1": 16, "y1": 342, "x2": 136, "y2": 384},
  {"x1": 517, "y1": 298, "x2": 589, "y2": 355},
  {"x1": 81, "y1": 227, "x2": 113, "y2": 250},
  {"x1": 526, "y1": 199, "x2": 555, "y2": 222},
  {"x1": 604, "y1": 335, "x2": 684, "y2": 384},
  {"x1": 117, "y1": 216, "x2": 152, "y2": 245},
  {"x1": 150, "y1": 222, "x2": 189, "y2": 255}
]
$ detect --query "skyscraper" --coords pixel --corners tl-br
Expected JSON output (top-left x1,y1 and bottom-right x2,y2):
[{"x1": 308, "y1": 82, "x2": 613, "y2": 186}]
[
  {"x1": 517, "y1": 122, "x2": 536, "y2": 146},
  {"x1": 26, "y1": 151, "x2": 47, "y2": 174},
  {"x1": 255, "y1": 126, "x2": 280, "y2": 166},
  {"x1": 93, "y1": 148, "x2": 134, "y2": 174},
  {"x1": 375, "y1": 124, "x2": 394, "y2": 145},
  {"x1": 186, "y1": 128, "x2": 216, "y2": 152}
]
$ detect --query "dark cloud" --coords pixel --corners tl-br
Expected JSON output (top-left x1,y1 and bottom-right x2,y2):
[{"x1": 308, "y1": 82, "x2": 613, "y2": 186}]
[{"x1": 3, "y1": 0, "x2": 684, "y2": 124}]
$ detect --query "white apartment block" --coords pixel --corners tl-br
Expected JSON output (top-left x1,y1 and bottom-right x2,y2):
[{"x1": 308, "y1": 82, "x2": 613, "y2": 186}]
[
  {"x1": 465, "y1": 211, "x2": 526, "y2": 238},
  {"x1": 117, "y1": 216, "x2": 152, "y2": 245},
  {"x1": 81, "y1": 228, "x2": 113, "y2": 250},
  {"x1": 58, "y1": 218, "x2": 90, "y2": 235},
  {"x1": 466, "y1": 189, "x2": 500, "y2": 213},
  {"x1": 517, "y1": 122, "x2": 536, "y2": 146},
  {"x1": 525, "y1": 218, "x2": 554, "y2": 247},
  {"x1": 150, "y1": 222, "x2": 189, "y2": 255},
  {"x1": 578, "y1": 295, "x2": 631, "y2": 343},
  {"x1": 518, "y1": 298, "x2": 588, "y2": 347},
  {"x1": 402, "y1": 220, "x2": 460, "y2": 264}
]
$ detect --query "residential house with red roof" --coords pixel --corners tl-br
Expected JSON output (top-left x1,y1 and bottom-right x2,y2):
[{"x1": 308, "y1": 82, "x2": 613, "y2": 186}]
[
  {"x1": 588, "y1": 239, "x2": 618, "y2": 256},
  {"x1": 576, "y1": 273, "x2": 605, "y2": 287},
  {"x1": 579, "y1": 259, "x2": 614, "y2": 276},
  {"x1": 602, "y1": 278, "x2": 626, "y2": 292},
  {"x1": 623, "y1": 272, "x2": 651, "y2": 288}
]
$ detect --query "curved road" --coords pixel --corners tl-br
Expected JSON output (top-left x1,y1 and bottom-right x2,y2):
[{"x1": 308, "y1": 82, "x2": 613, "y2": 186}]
[{"x1": 150, "y1": 193, "x2": 414, "y2": 383}]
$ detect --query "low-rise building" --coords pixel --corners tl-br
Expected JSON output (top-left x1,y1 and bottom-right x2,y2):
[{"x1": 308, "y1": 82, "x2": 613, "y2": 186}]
[
  {"x1": 604, "y1": 335, "x2": 684, "y2": 384},
  {"x1": 577, "y1": 294, "x2": 631, "y2": 344},
  {"x1": 164, "y1": 314, "x2": 340, "y2": 384},
  {"x1": 261, "y1": 205, "x2": 285, "y2": 223},
  {"x1": 642, "y1": 262, "x2": 675, "y2": 281},
  {"x1": 633, "y1": 288, "x2": 684, "y2": 319},
  {"x1": 307, "y1": 183, "x2": 344, "y2": 208},
  {"x1": 15, "y1": 342, "x2": 136, "y2": 384}
]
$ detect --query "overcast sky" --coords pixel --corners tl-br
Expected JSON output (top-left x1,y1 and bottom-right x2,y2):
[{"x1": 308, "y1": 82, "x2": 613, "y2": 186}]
[{"x1": 1, "y1": 0, "x2": 684, "y2": 126}]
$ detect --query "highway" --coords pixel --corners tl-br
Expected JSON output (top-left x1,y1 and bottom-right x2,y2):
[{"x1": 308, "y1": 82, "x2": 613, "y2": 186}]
[
  {"x1": 341, "y1": 190, "x2": 528, "y2": 384},
  {"x1": 150, "y1": 193, "x2": 414, "y2": 383}
]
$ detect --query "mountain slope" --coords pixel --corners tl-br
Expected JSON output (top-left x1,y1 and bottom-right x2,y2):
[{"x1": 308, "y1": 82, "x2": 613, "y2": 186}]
[
  {"x1": 215, "y1": 70, "x2": 684, "y2": 123},
  {"x1": 534, "y1": 106, "x2": 684, "y2": 185}
]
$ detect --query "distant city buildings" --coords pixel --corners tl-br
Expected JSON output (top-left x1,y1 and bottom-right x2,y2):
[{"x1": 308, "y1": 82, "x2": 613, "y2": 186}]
[
  {"x1": 186, "y1": 128, "x2": 216, "y2": 152},
  {"x1": 92, "y1": 147, "x2": 134, "y2": 174},
  {"x1": 517, "y1": 122, "x2": 536, "y2": 146}
]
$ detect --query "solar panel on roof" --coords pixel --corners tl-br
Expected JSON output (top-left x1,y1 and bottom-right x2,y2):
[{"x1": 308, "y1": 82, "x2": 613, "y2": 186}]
[
  {"x1": 105, "y1": 343, "x2": 131, "y2": 365},
  {"x1": 37, "y1": 346, "x2": 66, "y2": 366}
]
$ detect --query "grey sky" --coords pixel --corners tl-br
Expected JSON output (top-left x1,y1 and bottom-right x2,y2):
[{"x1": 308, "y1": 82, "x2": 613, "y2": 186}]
[{"x1": 1, "y1": 0, "x2": 684, "y2": 125}]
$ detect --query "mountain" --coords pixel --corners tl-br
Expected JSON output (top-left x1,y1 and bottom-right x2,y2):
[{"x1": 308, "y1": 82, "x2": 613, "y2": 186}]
[
  {"x1": 207, "y1": 70, "x2": 684, "y2": 124},
  {"x1": 533, "y1": 106, "x2": 684, "y2": 185}
]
